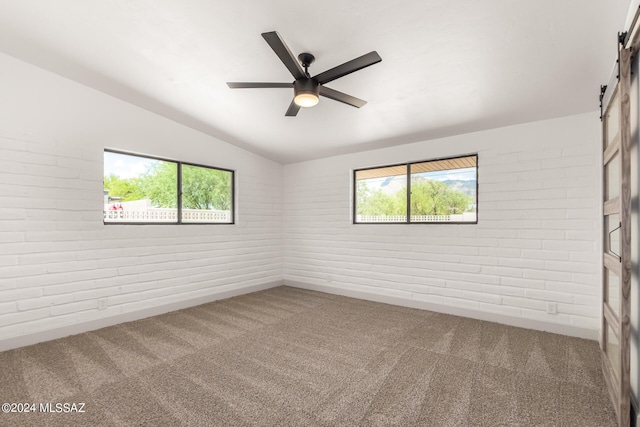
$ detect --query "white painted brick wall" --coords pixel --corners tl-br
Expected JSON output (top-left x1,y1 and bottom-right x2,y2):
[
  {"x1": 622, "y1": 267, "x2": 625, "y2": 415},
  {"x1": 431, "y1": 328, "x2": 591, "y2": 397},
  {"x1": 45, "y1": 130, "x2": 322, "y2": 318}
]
[
  {"x1": 0, "y1": 52, "x2": 282, "y2": 343},
  {"x1": 0, "y1": 50, "x2": 604, "y2": 346},
  {"x1": 283, "y1": 112, "x2": 601, "y2": 337}
]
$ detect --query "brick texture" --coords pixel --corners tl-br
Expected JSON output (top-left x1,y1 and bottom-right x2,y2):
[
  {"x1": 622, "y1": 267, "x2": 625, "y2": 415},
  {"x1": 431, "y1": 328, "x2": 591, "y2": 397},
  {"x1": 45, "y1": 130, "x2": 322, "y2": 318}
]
[
  {"x1": 0, "y1": 52, "x2": 283, "y2": 341},
  {"x1": 283, "y1": 112, "x2": 600, "y2": 335}
]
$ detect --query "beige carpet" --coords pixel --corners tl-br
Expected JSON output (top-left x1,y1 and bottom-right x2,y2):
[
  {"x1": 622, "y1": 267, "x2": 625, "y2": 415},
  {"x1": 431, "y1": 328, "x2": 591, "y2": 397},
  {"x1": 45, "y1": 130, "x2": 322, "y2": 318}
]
[{"x1": 0, "y1": 286, "x2": 616, "y2": 426}]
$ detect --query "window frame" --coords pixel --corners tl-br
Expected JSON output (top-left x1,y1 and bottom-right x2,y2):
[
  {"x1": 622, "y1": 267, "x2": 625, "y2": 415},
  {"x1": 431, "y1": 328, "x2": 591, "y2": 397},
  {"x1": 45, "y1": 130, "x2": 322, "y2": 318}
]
[
  {"x1": 103, "y1": 149, "x2": 235, "y2": 225},
  {"x1": 352, "y1": 153, "x2": 478, "y2": 225}
]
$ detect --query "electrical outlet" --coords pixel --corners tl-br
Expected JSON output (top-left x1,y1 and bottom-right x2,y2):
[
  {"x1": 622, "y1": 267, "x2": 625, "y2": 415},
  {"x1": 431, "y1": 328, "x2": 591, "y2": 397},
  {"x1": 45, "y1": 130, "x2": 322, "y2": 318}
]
[
  {"x1": 98, "y1": 298, "x2": 108, "y2": 310},
  {"x1": 546, "y1": 302, "x2": 557, "y2": 315}
]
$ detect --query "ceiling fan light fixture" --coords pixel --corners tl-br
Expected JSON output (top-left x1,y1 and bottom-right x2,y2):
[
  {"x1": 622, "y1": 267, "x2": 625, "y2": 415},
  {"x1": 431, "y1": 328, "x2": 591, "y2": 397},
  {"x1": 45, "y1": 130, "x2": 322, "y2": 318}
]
[
  {"x1": 294, "y1": 79, "x2": 320, "y2": 108},
  {"x1": 294, "y1": 92, "x2": 319, "y2": 108}
]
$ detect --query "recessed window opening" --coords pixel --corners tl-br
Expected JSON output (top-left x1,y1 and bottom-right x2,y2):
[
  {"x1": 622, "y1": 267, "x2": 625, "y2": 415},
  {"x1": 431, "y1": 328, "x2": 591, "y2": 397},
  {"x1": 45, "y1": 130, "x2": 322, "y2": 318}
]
[
  {"x1": 103, "y1": 150, "x2": 234, "y2": 224},
  {"x1": 354, "y1": 154, "x2": 477, "y2": 224}
]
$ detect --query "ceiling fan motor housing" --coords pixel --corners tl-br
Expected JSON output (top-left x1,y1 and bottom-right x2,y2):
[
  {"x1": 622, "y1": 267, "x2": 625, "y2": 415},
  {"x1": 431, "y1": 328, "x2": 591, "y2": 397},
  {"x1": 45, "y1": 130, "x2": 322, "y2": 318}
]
[{"x1": 294, "y1": 79, "x2": 319, "y2": 95}]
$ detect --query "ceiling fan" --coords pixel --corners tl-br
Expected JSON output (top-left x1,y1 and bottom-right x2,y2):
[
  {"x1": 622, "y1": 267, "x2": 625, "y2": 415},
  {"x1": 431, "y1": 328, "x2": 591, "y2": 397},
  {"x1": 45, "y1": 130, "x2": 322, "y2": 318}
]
[{"x1": 227, "y1": 31, "x2": 381, "y2": 116}]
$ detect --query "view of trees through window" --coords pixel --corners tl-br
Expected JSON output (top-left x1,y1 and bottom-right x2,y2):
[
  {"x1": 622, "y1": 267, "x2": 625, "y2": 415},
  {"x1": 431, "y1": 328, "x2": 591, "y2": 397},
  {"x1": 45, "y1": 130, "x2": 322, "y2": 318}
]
[
  {"x1": 355, "y1": 155, "x2": 477, "y2": 223},
  {"x1": 103, "y1": 150, "x2": 233, "y2": 224}
]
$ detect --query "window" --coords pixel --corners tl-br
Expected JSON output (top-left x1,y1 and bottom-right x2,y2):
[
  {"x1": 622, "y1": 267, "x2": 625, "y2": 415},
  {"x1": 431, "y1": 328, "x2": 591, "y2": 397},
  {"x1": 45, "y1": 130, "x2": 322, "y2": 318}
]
[
  {"x1": 354, "y1": 154, "x2": 477, "y2": 224},
  {"x1": 103, "y1": 150, "x2": 234, "y2": 224}
]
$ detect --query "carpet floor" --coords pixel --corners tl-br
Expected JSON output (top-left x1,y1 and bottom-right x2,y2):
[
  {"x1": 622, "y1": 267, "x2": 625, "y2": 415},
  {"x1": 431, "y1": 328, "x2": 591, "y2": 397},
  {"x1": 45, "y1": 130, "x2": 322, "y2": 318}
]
[{"x1": 0, "y1": 286, "x2": 616, "y2": 426}]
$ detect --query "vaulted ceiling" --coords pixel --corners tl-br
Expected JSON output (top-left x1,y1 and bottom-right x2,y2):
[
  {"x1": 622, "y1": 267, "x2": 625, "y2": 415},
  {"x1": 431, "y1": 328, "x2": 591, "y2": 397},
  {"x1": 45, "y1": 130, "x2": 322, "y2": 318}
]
[{"x1": 0, "y1": 1, "x2": 631, "y2": 163}]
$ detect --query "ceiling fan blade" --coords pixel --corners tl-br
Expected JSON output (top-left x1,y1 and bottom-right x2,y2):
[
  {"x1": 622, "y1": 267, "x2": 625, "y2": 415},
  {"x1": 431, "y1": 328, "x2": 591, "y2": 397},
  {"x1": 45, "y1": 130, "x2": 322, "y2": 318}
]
[
  {"x1": 262, "y1": 31, "x2": 306, "y2": 80},
  {"x1": 227, "y1": 82, "x2": 293, "y2": 88},
  {"x1": 313, "y1": 51, "x2": 382, "y2": 85},
  {"x1": 285, "y1": 99, "x2": 300, "y2": 116},
  {"x1": 319, "y1": 86, "x2": 367, "y2": 108}
]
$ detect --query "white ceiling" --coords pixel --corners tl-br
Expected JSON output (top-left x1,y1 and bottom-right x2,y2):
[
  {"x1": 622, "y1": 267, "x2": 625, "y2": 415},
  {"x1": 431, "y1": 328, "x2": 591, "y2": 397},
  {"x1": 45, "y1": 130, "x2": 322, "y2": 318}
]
[{"x1": 0, "y1": 1, "x2": 632, "y2": 164}]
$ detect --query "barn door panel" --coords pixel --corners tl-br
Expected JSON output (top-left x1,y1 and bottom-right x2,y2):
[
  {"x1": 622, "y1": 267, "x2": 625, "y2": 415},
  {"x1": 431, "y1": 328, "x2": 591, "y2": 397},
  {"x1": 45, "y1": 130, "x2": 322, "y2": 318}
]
[{"x1": 600, "y1": 45, "x2": 631, "y2": 427}]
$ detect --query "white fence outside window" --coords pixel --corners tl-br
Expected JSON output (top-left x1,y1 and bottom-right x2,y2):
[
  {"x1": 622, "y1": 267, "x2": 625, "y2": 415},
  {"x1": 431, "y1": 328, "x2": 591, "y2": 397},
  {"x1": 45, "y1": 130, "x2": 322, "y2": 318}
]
[
  {"x1": 104, "y1": 206, "x2": 231, "y2": 223},
  {"x1": 356, "y1": 213, "x2": 475, "y2": 223}
]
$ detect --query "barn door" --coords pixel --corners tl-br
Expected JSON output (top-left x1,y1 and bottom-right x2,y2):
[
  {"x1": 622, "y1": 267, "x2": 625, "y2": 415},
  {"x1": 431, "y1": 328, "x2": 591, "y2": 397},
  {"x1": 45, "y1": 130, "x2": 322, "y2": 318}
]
[{"x1": 600, "y1": 44, "x2": 631, "y2": 427}]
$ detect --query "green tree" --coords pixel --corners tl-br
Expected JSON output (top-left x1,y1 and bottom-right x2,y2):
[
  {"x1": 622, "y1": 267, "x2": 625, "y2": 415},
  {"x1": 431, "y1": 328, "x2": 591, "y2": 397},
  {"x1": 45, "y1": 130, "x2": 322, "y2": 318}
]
[
  {"x1": 410, "y1": 180, "x2": 471, "y2": 215},
  {"x1": 103, "y1": 174, "x2": 144, "y2": 202},
  {"x1": 182, "y1": 165, "x2": 231, "y2": 210},
  {"x1": 104, "y1": 161, "x2": 232, "y2": 210},
  {"x1": 140, "y1": 161, "x2": 178, "y2": 208},
  {"x1": 356, "y1": 181, "x2": 405, "y2": 216}
]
